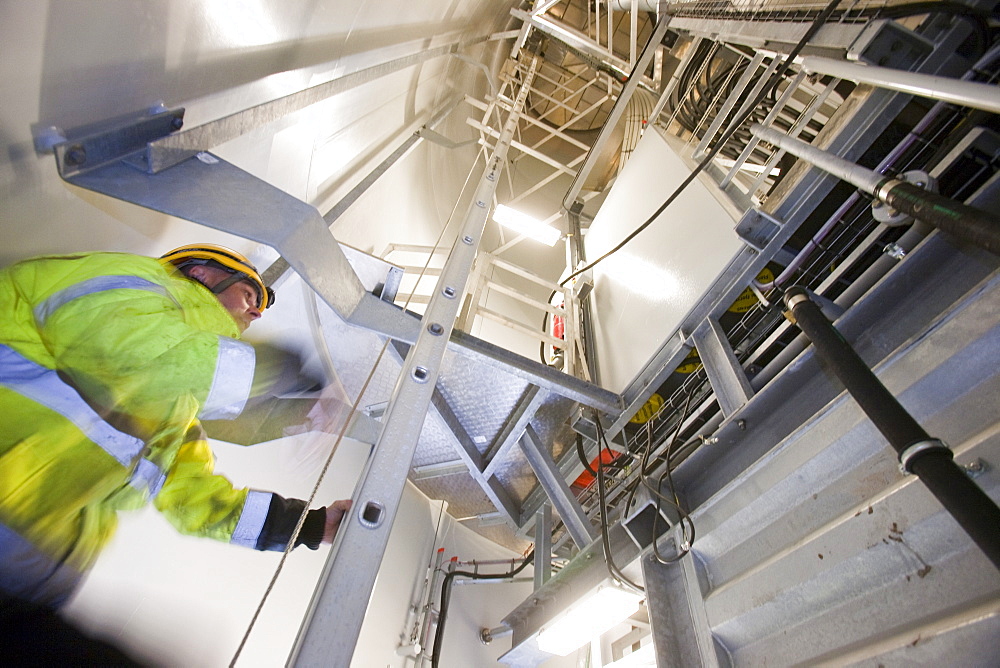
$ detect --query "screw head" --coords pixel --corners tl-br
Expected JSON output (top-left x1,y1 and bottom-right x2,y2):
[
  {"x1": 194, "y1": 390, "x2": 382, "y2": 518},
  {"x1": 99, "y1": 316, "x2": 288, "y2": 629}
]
[
  {"x1": 64, "y1": 145, "x2": 86, "y2": 166},
  {"x1": 170, "y1": 117, "x2": 184, "y2": 131}
]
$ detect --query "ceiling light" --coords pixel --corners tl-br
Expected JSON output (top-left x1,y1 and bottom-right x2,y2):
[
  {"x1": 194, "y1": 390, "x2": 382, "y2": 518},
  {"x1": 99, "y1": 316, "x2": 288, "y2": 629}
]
[
  {"x1": 492, "y1": 204, "x2": 561, "y2": 246},
  {"x1": 536, "y1": 586, "x2": 643, "y2": 656}
]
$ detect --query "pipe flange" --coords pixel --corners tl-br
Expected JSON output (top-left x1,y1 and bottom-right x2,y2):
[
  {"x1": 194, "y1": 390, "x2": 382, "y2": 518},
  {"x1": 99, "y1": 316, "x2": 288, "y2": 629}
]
[
  {"x1": 899, "y1": 438, "x2": 951, "y2": 475},
  {"x1": 872, "y1": 171, "x2": 937, "y2": 227}
]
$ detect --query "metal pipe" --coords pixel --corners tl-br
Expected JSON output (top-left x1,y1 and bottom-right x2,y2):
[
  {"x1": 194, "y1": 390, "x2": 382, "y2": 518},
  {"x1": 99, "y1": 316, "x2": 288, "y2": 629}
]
[
  {"x1": 751, "y1": 124, "x2": 1000, "y2": 255},
  {"x1": 751, "y1": 123, "x2": 885, "y2": 191},
  {"x1": 606, "y1": 0, "x2": 660, "y2": 11},
  {"x1": 453, "y1": 576, "x2": 534, "y2": 586},
  {"x1": 415, "y1": 548, "x2": 447, "y2": 664},
  {"x1": 456, "y1": 557, "x2": 528, "y2": 567},
  {"x1": 480, "y1": 624, "x2": 514, "y2": 644},
  {"x1": 534, "y1": 503, "x2": 552, "y2": 590},
  {"x1": 750, "y1": 222, "x2": 932, "y2": 392},
  {"x1": 783, "y1": 287, "x2": 1000, "y2": 570},
  {"x1": 801, "y1": 56, "x2": 1000, "y2": 115}
]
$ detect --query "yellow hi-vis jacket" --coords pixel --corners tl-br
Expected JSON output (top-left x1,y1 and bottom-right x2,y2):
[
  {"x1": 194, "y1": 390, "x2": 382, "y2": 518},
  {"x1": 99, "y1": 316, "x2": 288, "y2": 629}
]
[{"x1": 0, "y1": 252, "x2": 320, "y2": 607}]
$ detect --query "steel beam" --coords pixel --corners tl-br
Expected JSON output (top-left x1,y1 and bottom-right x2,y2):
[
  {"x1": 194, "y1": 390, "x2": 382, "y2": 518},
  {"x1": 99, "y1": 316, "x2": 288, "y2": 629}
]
[
  {"x1": 520, "y1": 425, "x2": 597, "y2": 549},
  {"x1": 483, "y1": 386, "x2": 548, "y2": 479},
  {"x1": 692, "y1": 317, "x2": 754, "y2": 417},
  {"x1": 641, "y1": 552, "x2": 721, "y2": 667},
  {"x1": 64, "y1": 147, "x2": 420, "y2": 344},
  {"x1": 562, "y1": 16, "x2": 671, "y2": 209},
  {"x1": 534, "y1": 504, "x2": 553, "y2": 590}
]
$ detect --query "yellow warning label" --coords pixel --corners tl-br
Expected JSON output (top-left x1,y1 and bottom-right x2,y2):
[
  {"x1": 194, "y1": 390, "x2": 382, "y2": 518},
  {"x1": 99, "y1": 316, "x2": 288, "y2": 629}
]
[
  {"x1": 728, "y1": 267, "x2": 775, "y2": 313},
  {"x1": 675, "y1": 348, "x2": 702, "y2": 374},
  {"x1": 629, "y1": 393, "x2": 664, "y2": 424}
]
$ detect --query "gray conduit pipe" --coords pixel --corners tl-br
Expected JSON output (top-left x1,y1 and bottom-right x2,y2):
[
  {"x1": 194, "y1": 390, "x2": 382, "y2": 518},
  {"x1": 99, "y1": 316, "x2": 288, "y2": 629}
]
[{"x1": 751, "y1": 124, "x2": 1000, "y2": 255}]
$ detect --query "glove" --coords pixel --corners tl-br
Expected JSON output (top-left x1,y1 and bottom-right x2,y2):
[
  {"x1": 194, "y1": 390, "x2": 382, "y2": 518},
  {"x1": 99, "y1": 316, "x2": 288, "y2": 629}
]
[{"x1": 249, "y1": 342, "x2": 324, "y2": 400}]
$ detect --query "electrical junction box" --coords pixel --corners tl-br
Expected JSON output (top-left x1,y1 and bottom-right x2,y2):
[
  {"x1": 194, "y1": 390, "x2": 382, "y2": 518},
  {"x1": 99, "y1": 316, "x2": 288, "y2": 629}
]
[{"x1": 584, "y1": 126, "x2": 743, "y2": 393}]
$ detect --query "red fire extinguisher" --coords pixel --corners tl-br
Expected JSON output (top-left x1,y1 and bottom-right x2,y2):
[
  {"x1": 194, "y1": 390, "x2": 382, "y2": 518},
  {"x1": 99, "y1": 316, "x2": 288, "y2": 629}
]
[{"x1": 548, "y1": 294, "x2": 565, "y2": 366}]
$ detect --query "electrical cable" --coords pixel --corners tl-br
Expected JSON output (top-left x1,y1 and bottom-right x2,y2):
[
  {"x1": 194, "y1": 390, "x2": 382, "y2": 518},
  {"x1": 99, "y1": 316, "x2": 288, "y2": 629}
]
[
  {"x1": 649, "y1": 393, "x2": 696, "y2": 564},
  {"x1": 594, "y1": 411, "x2": 645, "y2": 594},
  {"x1": 558, "y1": 0, "x2": 852, "y2": 289},
  {"x1": 576, "y1": 432, "x2": 598, "y2": 477},
  {"x1": 431, "y1": 550, "x2": 534, "y2": 668}
]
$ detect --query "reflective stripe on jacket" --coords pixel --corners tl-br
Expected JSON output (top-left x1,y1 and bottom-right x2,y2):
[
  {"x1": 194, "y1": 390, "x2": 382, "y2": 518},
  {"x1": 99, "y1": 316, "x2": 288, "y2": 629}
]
[{"x1": 0, "y1": 252, "x2": 267, "y2": 602}]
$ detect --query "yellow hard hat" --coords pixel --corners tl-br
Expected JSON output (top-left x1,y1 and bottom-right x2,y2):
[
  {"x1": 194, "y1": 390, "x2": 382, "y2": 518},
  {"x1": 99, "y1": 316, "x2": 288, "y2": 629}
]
[{"x1": 159, "y1": 243, "x2": 274, "y2": 310}]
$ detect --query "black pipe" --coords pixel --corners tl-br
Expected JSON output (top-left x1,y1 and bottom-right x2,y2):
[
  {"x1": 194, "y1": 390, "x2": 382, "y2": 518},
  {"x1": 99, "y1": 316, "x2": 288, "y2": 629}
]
[
  {"x1": 430, "y1": 551, "x2": 534, "y2": 668},
  {"x1": 876, "y1": 179, "x2": 1000, "y2": 256},
  {"x1": 784, "y1": 287, "x2": 1000, "y2": 570}
]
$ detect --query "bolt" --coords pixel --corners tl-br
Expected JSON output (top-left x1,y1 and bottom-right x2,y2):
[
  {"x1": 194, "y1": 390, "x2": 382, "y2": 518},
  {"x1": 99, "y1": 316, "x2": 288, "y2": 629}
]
[
  {"x1": 64, "y1": 145, "x2": 86, "y2": 166},
  {"x1": 476, "y1": 200, "x2": 486, "y2": 208},
  {"x1": 884, "y1": 242, "x2": 906, "y2": 260},
  {"x1": 170, "y1": 116, "x2": 184, "y2": 131},
  {"x1": 703, "y1": 436, "x2": 719, "y2": 445},
  {"x1": 737, "y1": 419, "x2": 747, "y2": 431},
  {"x1": 964, "y1": 459, "x2": 986, "y2": 478},
  {"x1": 463, "y1": 235, "x2": 473, "y2": 244}
]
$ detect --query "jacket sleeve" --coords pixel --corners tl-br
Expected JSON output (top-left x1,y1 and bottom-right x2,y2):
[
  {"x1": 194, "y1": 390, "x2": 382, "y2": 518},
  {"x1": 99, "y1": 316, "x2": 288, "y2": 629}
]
[
  {"x1": 153, "y1": 425, "x2": 325, "y2": 551},
  {"x1": 37, "y1": 274, "x2": 254, "y2": 424}
]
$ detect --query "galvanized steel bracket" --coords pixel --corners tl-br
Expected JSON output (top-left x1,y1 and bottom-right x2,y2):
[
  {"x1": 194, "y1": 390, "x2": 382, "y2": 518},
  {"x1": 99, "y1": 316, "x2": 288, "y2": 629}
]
[{"x1": 43, "y1": 107, "x2": 419, "y2": 344}]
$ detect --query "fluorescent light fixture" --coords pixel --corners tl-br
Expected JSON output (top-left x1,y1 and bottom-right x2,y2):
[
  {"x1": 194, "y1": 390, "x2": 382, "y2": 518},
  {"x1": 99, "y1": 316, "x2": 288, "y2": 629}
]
[
  {"x1": 536, "y1": 586, "x2": 643, "y2": 656},
  {"x1": 492, "y1": 204, "x2": 561, "y2": 246}
]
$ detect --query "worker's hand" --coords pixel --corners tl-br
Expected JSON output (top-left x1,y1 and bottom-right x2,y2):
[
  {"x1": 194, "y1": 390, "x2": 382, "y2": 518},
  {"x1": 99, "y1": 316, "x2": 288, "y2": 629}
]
[
  {"x1": 323, "y1": 499, "x2": 353, "y2": 543},
  {"x1": 249, "y1": 342, "x2": 324, "y2": 400}
]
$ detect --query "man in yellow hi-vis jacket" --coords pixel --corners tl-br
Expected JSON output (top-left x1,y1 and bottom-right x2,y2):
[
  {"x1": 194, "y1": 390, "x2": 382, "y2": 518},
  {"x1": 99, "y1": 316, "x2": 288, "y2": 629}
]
[{"x1": 0, "y1": 244, "x2": 351, "y2": 611}]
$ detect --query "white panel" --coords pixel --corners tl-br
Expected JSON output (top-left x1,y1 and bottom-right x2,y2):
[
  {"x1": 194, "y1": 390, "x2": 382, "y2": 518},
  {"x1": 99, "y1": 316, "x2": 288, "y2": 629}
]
[{"x1": 584, "y1": 128, "x2": 743, "y2": 393}]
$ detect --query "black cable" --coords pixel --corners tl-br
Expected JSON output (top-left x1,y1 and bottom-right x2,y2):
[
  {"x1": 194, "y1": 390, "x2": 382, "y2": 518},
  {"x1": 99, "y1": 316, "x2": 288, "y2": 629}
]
[
  {"x1": 650, "y1": 393, "x2": 696, "y2": 564},
  {"x1": 576, "y1": 433, "x2": 597, "y2": 477},
  {"x1": 594, "y1": 411, "x2": 645, "y2": 594},
  {"x1": 431, "y1": 551, "x2": 534, "y2": 668},
  {"x1": 558, "y1": 0, "x2": 851, "y2": 289}
]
